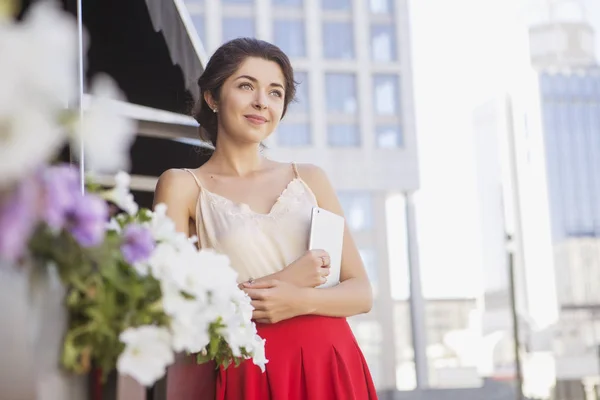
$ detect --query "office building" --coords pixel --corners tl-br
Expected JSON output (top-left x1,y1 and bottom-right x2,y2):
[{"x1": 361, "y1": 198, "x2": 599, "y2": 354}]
[{"x1": 185, "y1": 0, "x2": 423, "y2": 391}]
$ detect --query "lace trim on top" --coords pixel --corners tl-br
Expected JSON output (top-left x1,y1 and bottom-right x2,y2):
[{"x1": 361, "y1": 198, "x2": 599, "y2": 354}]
[{"x1": 199, "y1": 178, "x2": 314, "y2": 221}]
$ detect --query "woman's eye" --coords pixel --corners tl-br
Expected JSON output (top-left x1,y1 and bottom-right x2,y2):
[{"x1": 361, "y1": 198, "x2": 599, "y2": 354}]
[
  {"x1": 240, "y1": 83, "x2": 253, "y2": 90},
  {"x1": 271, "y1": 90, "x2": 283, "y2": 98}
]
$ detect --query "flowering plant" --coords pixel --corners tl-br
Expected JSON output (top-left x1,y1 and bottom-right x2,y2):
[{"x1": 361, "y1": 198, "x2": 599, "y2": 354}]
[{"x1": 0, "y1": 0, "x2": 266, "y2": 387}]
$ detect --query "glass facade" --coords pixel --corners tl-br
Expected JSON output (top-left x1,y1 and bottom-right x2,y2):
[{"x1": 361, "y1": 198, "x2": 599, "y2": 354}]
[
  {"x1": 327, "y1": 123, "x2": 360, "y2": 147},
  {"x1": 322, "y1": 0, "x2": 352, "y2": 11},
  {"x1": 376, "y1": 125, "x2": 403, "y2": 148},
  {"x1": 222, "y1": 17, "x2": 255, "y2": 43},
  {"x1": 273, "y1": 19, "x2": 306, "y2": 58},
  {"x1": 325, "y1": 73, "x2": 358, "y2": 114},
  {"x1": 273, "y1": 0, "x2": 303, "y2": 6},
  {"x1": 322, "y1": 22, "x2": 355, "y2": 59},
  {"x1": 373, "y1": 74, "x2": 401, "y2": 115},
  {"x1": 289, "y1": 71, "x2": 309, "y2": 114},
  {"x1": 338, "y1": 191, "x2": 374, "y2": 230},
  {"x1": 369, "y1": 0, "x2": 393, "y2": 13},
  {"x1": 190, "y1": 14, "x2": 206, "y2": 45},
  {"x1": 276, "y1": 123, "x2": 311, "y2": 147},
  {"x1": 539, "y1": 71, "x2": 600, "y2": 242},
  {"x1": 371, "y1": 24, "x2": 397, "y2": 62}
]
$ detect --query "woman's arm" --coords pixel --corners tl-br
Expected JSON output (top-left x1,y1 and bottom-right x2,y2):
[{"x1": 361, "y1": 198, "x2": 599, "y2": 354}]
[
  {"x1": 153, "y1": 169, "x2": 197, "y2": 234},
  {"x1": 153, "y1": 169, "x2": 217, "y2": 400},
  {"x1": 244, "y1": 164, "x2": 373, "y2": 321}
]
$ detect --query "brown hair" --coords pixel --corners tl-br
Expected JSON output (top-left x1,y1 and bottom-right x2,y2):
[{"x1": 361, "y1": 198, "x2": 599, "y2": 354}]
[{"x1": 193, "y1": 38, "x2": 297, "y2": 147}]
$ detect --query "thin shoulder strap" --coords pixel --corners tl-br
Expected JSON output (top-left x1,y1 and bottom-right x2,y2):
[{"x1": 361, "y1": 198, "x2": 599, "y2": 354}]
[
  {"x1": 183, "y1": 168, "x2": 203, "y2": 190},
  {"x1": 291, "y1": 162, "x2": 300, "y2": 179}
]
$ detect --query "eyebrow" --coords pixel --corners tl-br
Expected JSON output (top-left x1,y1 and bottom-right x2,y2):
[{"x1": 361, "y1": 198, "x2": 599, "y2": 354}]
[{"x1": 235, "y1": 75, "x2": 285, "y2": 90}]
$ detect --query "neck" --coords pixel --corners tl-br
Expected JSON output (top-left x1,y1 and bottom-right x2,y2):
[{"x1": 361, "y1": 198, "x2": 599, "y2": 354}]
[{"x1": 208, "y1": 136, "x2": 264, "y2": 177}]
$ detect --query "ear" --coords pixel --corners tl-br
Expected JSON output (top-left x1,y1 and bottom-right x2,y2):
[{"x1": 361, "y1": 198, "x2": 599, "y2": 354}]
[{"x1": 204, "y1": 91, "x2": 217, "y2": 111}]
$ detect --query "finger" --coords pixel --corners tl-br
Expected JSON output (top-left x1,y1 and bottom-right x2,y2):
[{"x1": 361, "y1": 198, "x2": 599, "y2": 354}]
[
  {"x1": 244, "y1": 288, "x2": 268, "y2": 300},
  {"x1": 243, "y1": 279, "x2": 277, "y2": 289},
  {"x1": 252, "y1": 310, "x2": 270, "y2": 320},
  {"x1": 320, "y1": 256, "x2": 331, "y2": 267},
  {"x1": 308, "y1": 249, "x2": 329, "y2": 258},
  {"x1": 251, "y1": 300, "x2": 267, "y2": 310},
  {"x1": 320, "y1": 267, "x2": 331, "y2": 277},
  {"x1": 255, "y1": 319, "x2": 272, "y2": 324}
]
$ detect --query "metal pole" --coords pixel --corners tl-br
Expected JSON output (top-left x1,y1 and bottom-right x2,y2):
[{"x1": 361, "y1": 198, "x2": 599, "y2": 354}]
[
  {"x1": 405, "y1": 192, "x2": 429, "y2": 389},
  {"x1": 70, "y1": 0, "x2": 86, "y2": 194},
  {"x1": 508, "y1": 237, "x2": 524, "y2": 400}
]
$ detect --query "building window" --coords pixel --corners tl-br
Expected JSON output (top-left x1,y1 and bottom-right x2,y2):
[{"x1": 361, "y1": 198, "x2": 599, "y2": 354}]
[
  {"x1": 371, "y1": 24, "x2": 396, "y2": 62},
  {"x1": 277, "y1": 123, "x2": 311, "y2": 147},
  {"x1": 322, "y1": 0, "x2": 351, "y2": 11},
  {"x1": 376, "y1": 125, "x2": 403, "y2": 148},
  {"x1": 373, "y1": 74, "x2": 400, "y2": 115},
  {"x1": 273, "y1": 0, "x2": 303, "y2": 6},
  {"x1": 322, "y1": 22, "x2": 354, "y2": 59},
  {"x1": 338, "y1": 191, "x2": 374, "y2": 230},
  {"x1": 273, "y1": 19, "x2": 306, "y2": 58},
  {"x1": 222, "y1": 17, "x2": 255, "y2": 43},
  {"x1": 369, "y1": 0, "x2": 392, "y2": 13},
  {"x1": 325, "y1": 73, "x2": 357, "y2": 114},
  {"x1": 327, "y1": 124, "x2": 360, "y2": 147},
  {"x1": 288, "y1": 71, "x2": 309, "y2": 114},
  {"x1": 190, "y1": 15, "x2": 206, "y2": 45}
]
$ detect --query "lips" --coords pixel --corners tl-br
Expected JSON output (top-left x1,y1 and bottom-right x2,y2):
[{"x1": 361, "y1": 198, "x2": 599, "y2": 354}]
[{"x1": 244, "y1": 115, "x2": 267, "y2": 125}]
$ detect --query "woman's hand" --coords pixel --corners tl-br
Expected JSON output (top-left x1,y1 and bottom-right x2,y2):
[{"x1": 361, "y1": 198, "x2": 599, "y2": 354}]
[
  {"x1": 273, "y1": 249, "x2": 331, "y2": 288},
  {"x1": 243, "y1": 280, "x2": 312, "y2": 324}
]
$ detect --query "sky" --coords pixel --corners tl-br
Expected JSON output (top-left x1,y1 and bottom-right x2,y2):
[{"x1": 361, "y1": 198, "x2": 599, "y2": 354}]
[{"x1": 409, "y1": 0, "x2": 600, "y2": 298}]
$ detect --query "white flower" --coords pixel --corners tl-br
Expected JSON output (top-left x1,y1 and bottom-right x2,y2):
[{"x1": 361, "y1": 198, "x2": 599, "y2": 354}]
[
  {"x1": 74, "y1": 75, "x2": 137, "y2": 173},
  {"x1": 105, "y1": 218, "x2": 122, "y2": 233},
  {"x1": 0, "y1": 108, "x2": 65, "y2": 187},
  {"x1": 116, "y1": 326, "x2": 174, "y2": 387},
  {"x1": 0, "y1": 1, "x2": 78, "y2": 186},
  {"x1": 148, "y1": 203, "x2": 177, "y2": 242},
  {"x1": 100, "y1": 171, "x2": 138, "y2": 215},
  {"x1": 145, "y1": 242, "x2": 178, "y2": 280},
  {"x1": 0, "y1": 1, "x2": 78, "y2": 111},
  {"x1": 250, "y1": 335, "x2": 268, "y2": 372},
  {"x1": 195, "y1": 250, "x2": 240, "y2": 300},
  {"x1": 169, "y1": 307, "x2": 213, "y2": 354}
]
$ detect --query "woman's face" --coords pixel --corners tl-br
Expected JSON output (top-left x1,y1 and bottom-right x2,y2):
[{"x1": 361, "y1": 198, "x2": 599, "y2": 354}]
[{"x1": 207, "y1": 57, "x2": 287, "y2": 145}]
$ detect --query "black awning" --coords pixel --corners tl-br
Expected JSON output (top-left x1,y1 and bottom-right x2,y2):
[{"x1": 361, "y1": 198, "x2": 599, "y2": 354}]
[
  {"x1": 19, "y1": 0, "x2": 205, "y2": 115},
  {"x1": 82, "y1": 0, "x2": 204, "y2": 114}
]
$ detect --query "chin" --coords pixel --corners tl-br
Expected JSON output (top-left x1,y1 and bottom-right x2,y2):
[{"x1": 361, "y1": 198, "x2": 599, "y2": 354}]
[
  {"x1": 236, "y1": 133, "x2": 269, "y2": 145},
  {"x1": 237, "y1": 127, "x2": 272, "y2": 144}
]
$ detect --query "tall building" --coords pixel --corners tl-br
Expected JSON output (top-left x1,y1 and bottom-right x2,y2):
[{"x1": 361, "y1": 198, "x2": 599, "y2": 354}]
[
  {"x1": 473, "y1": 1, "x2": 600, "y2": 395},
  {"x1": 472, "y1": 92, "x2": 558, "y2": 385},
  {"x1": 184, "y1": 0, "x2": 423, "y2": 391}
]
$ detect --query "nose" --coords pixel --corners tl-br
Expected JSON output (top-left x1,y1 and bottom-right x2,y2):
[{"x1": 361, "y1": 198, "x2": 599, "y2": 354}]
[{"x1": 253, "y1": 91, "x2": 268, "y2": 110}]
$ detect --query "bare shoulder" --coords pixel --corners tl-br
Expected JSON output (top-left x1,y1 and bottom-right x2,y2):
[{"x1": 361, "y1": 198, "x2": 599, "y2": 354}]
[
  {"x1": 154, "y1": 168, "x2": 199, "y2": 210},
  {"x1": 295, "y1": 163, "x2": 329, "y2": 185},
  {"x1": 295, "y1": 163, "x2": 342, "y2": 214}
]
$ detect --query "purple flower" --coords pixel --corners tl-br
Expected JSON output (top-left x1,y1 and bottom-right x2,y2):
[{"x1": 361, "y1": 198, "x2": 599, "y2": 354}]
[
  {"x1": 121, "y1": 224, "x2": 155, "y2": 265},
  {"x1": 0, "y1": 178, "x2": 40, "y2": 263},
  {"x1": 67, "y1": 194, "x2": 108, "y2": 247},
  {"x1": 40, "y1": 164, "x2": 81, "y2": 231}
]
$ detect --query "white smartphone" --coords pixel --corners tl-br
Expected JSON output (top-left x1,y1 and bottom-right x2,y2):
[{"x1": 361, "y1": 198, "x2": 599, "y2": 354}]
[{"x1": 308, "y1": 207, "x2": 345, "y2": 289}]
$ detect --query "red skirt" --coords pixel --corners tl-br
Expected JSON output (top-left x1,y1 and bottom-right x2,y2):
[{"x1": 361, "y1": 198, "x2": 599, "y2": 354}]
[{"x1": 216, "y1": 315, "x2": 377, "y2": 400}]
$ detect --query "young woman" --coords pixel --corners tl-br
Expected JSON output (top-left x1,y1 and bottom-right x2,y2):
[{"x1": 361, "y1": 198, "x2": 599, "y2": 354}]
[{"x1": 155, "y1": 38, "x2": 376, "y2": 400}]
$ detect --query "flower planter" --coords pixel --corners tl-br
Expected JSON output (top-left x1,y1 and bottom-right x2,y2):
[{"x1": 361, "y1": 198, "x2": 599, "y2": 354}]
[
  {"x1": 0, "y1": 261, "x2": 89, "y2": 399},
  {"x1": 0, "y1": 262, "x2": 146, "y2": 400}
]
